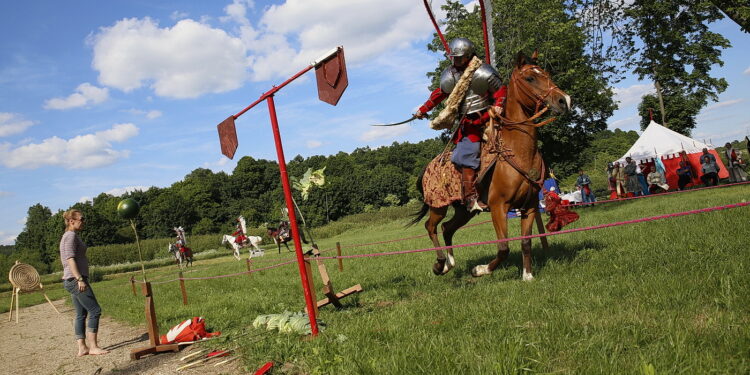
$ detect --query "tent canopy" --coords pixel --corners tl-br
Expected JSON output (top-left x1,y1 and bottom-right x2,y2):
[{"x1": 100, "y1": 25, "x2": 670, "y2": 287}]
[{"x1": 615, "y1": 120, "x2": 712, "y2": 164}]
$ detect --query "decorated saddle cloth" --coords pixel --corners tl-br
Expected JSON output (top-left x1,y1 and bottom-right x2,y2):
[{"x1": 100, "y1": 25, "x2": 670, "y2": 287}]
[{"x1": 421, "y1": 140, "x2": 499, "y2": 208}]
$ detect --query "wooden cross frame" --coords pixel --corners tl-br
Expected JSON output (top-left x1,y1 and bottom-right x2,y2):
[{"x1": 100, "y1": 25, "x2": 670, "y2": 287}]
[
  {"x1": 304, "y1": 246, "x2": 362, "y2": 314},
  {"x1": 130, "y1": 282, "x2": 181, "y2": 359}
]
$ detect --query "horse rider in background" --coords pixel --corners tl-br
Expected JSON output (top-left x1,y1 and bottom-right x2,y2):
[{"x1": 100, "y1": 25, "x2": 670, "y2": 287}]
[{"x1": 414, "y1": 37, "x2": 507, "y2": 213}]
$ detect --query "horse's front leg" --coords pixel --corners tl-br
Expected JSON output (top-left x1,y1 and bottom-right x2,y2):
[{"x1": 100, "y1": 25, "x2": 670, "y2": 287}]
[
  {"x1": 473, "y1": 203, "x2": 510, "y2": 277},
  {"x1": 233, "y1": 244, "x2": 241, "y2": 260},
  {"x1": 518, "y1": 208, "x2": 537, "y2": 281}
]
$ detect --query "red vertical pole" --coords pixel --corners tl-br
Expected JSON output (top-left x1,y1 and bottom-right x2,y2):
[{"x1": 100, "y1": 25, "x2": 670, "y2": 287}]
[
  {"x1": 478, "y1": 0, "x2": 491, "y2": 64},
  {"x1": 266, "y1": 95, "x2": 319, "y2": 336}
]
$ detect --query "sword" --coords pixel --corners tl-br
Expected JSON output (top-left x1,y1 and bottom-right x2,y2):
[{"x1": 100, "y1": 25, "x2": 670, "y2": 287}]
[{"x1": 370, "y1": 115, "x2": 418, "y2": 127}]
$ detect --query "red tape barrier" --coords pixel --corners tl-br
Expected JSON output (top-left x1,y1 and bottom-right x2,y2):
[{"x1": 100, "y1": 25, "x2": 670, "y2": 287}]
[
  {"x1": 310, "y1": 201, "x2": 750, "y2": 261},
  {"x1": 131, "y1": 198, "x2": 750, "y2": 286}
]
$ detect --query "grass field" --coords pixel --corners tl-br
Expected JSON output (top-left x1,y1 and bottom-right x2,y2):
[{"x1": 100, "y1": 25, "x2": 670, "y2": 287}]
[{"x1": 7, "y1": 184, "x2": 750, "y2": 374}]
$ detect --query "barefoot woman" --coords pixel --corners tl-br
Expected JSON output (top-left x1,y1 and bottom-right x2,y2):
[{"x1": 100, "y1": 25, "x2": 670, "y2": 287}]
[{"x1": 60, "y1": 209, "x2": 109, "y2": 357}]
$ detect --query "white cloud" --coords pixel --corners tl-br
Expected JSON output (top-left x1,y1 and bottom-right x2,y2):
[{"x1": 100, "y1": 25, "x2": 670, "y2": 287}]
[
  {"x1": 0, "y1": 123, "x2": 139, "y2": 169},
  {"x1": 608, "y1": 115, "x2": 639, "y2": 130},
  {"x1": 306, "y1": 140, "x2": 322, "y2": 148},
  {"x1": 44, "y1": 83, "x2": 109, "y2": 110},
  {"x1": 702, "y1": 98, "x2": 744, "y2": 112},
  {"x1": 360, "y1": 124, "x2": 411, "y2": 142},
  {"x1": 125, "y1": 108, "x2": 163, "y2": 119},
  {"x1": 105, "y1": 185, "x2": 151, "y2": 196},
  {"x1": 0, "y1": 113, "x2": 35, "y2": 137},
  {"x1": 744, "y1": 66, "x2": 750, "y2": 75},
  {"x1": 171, "y1": 11, "x2": 189, "y2": 20},
  {"x1": 79, "y1": 185, "x2": 150, "y2": 202},
  {"x1": 90, "y1": 17, "x2": 248, "y2": 98},
  {"x1": 612, "y1": 83, "x2": 654, "y2": 107},
  {"x1": 246, "y1": 0, "x2": 446, "y2": 81},
  {"x1": 0, "y1": 231, "x2": 17, "y2": 246}
]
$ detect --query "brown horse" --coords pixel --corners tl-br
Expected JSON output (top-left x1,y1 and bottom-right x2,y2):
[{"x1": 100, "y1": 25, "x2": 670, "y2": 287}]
[
  {"x1": 413, "y1": 51, "x2": 570, "y2": 279},
  {"x1": 267, "y1": 220, "x2": 308, "y2": 253}
]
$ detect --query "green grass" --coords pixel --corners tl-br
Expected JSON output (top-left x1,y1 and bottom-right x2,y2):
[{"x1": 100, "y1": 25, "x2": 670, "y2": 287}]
[{"x1": 11, "y1": 185, "x2": 750, "y2": 374}]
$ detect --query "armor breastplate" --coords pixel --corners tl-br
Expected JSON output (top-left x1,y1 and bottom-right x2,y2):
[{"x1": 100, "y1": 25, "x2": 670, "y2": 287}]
[{"x1": 440, "y1": 63, "x2": 502, "y2": 115}]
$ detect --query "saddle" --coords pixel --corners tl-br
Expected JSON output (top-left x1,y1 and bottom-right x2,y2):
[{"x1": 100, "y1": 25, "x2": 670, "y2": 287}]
[{"x1": 421, "y1": 123, "x2": 544, "y2": 209}]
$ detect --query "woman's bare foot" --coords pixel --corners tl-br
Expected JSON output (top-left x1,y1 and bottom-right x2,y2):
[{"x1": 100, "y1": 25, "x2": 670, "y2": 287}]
[
  {"x1": 88, "y1": 347, "x2": 109, "y2": 355},
  {"x1": 77, "y1": 347, "x2": 89, "y2": 357}
]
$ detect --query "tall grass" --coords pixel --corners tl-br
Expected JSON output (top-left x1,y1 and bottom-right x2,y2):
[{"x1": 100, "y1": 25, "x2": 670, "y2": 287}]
[{"x1": 9, "y1": 185, "x2": 750, "y2": 374}]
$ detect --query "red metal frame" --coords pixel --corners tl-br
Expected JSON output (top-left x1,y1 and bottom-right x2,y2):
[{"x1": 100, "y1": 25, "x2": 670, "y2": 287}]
[{"x1": 227, "y1": 62, "x2": 321, "y2": 336}]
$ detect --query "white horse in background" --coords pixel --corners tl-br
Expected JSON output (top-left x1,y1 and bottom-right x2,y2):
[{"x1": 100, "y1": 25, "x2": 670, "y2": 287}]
[
  {"x1": 222, "y1": 234, "x2": 264, "y2": 260},
  {"x1": 222, "y1": 216, "x2": 265, "y2": 260}
]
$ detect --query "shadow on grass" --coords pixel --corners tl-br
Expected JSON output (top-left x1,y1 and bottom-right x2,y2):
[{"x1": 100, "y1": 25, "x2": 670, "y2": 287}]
[{"x1": 449, "y1": 238, "x2": 606, "y2": 280}]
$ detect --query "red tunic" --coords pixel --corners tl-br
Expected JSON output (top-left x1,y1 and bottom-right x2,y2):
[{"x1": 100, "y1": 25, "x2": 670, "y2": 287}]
[{"x1": 419, "y1": 85, "x2": 506, "y2": 144}]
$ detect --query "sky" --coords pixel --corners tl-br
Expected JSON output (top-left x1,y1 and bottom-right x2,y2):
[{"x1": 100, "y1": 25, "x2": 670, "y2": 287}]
[{"x1": 0, "y1": 0, "x2": 748, "y2": 245}]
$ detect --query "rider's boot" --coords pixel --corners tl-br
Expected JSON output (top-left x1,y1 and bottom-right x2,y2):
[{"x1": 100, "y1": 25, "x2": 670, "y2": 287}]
[{"x1": 462, "y1": 167, "x2": 487, "y2": 213}]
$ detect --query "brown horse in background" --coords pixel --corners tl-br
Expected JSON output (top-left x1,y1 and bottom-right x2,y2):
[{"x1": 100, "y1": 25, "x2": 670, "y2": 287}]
[{"x1": 413, "y1": 52, "x2": 571, "y2": 280}]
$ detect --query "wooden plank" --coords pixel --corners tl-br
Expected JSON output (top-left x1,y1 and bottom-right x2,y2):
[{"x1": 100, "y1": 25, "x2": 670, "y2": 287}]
[
  {"x1": 316, "y1": 284, "x2": 362, "y2": 308},
  {"x1": 336, "y1": 242, "x2": 343, "y2": 272}
]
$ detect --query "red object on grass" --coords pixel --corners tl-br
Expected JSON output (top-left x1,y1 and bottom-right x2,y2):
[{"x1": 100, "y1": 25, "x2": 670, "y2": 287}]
[{"x1": 254, "y1": 361, "x2": 274, "y2": 375}]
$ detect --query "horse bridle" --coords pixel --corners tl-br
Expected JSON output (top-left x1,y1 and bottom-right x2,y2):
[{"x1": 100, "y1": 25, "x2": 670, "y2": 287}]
[{"x1": 497, "y1": 64, "x2": 560, "y2": 128}]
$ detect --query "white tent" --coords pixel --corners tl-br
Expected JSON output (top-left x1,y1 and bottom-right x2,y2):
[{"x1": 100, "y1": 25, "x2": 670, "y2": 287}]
[{"x1": 615, "y1": 120, "x2": 712, "y2": 164}]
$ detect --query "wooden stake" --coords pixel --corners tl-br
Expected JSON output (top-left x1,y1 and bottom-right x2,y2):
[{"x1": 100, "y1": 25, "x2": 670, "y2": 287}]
[
  {"x1": 303, "y1": 256, "x2": 318, "y2": 316},
  {"x1": 130, "y1": 276, "x2": 137, "y2": 296},
  {"x1": 179, "y1": 271, "x2": 188, "y2": 305},
  {"x1": 246, "y1": 258, "x2": 252, "y2": 277},
  {"x1": 130, "y1": 282, "x2": 180, "y2": 359},
  {"x1": 336, "y1": 242, "x2": 343, "y2": 272}
]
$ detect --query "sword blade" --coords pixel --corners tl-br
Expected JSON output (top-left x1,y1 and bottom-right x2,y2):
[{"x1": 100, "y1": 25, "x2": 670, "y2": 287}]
[{"x1": 370, "y1": 115, "x2": 418, "y2": 127}]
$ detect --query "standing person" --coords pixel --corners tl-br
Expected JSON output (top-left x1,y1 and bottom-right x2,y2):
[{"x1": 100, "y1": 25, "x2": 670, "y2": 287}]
[
  {"x1": 613, "y1": 162, "x2": 626, "y2": 198},
  {"x1": 676, "y1": 161, "x2": 693, "y2": 190},
  {"x1": 724, "y1": 142, "x2": 748, "y2": 182},
  {"x1": 60, "y1": 209, "x2": 109, "y2": 357},
  {"x1": 575, "y1": 169, "x2": 596, "y2": 205},
  {"x1": 700, "y1": 154, "x2": 720, "y2": 186},
  {"x1": 606, "y1": 162, "x2": 617, "y2": 199},
  {"x1": 637, "y1": 162, "x2": 651, "y2": 195},
  {"x1": 414, "y1": 37, "x2": 506, "y2": 213},
  {"x1": 623, "y1": 157, "x2": 641, "y2": 197}
]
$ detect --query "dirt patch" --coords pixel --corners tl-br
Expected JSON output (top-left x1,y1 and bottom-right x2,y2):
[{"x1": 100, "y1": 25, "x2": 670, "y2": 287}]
[{"x1": 0, "y1": 299, "x2": 243, "y2": 375}]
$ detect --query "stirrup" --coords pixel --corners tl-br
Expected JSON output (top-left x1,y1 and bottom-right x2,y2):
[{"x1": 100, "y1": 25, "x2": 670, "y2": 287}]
[{"x1": 466, "y1": 196, "x2": 487, "y2": 213}]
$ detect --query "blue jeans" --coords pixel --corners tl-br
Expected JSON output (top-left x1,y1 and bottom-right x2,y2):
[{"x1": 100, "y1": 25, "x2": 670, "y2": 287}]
[
  {"x1": 581, "y1": 186, "x2": 596, "y2": 204},
  {"x1": 451, "y1": 137, "x2": 481, "y2": 169},
  {"x1": 63, "y1": 279, "x2": 102, "y2": 339}
]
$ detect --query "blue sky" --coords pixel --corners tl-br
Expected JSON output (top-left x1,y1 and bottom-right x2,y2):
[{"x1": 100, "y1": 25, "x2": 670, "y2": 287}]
[{"x1": 0, "y1": 1, "x2": 748, "y2": 245}]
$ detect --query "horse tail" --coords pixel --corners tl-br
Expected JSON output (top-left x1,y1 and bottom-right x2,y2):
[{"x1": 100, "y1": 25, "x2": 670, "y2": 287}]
[{"x1": 407, "y1": 169, "x2": 429, "y2": 227}]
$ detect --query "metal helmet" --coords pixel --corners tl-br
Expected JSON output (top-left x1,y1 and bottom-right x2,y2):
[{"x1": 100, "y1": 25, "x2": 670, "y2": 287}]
[{"x1": 448, "y1": 38, "x2": 475, "y2": 58}]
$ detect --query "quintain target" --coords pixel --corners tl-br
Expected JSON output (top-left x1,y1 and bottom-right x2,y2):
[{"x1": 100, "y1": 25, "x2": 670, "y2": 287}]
[{"x1": 7, "y1": 261, "x2": 60, "y2": 323}]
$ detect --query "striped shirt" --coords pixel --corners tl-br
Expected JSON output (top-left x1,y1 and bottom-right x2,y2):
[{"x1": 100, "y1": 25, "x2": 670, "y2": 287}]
[{"x1": 60, "y1": 231, "x2": 88, "y2": 280}]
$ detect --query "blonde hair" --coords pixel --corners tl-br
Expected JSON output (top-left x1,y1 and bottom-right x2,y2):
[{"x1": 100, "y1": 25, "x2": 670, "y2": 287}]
[{"x1": 63, "y1": 209, "x2": 82, "y2": 230}]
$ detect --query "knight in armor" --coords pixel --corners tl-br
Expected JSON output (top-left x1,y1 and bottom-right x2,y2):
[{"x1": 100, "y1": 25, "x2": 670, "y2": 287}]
[
  {"x1": 232, "y1": 219, "x2": 247, "y2": 245},
  {"x1": 414, "y1": 38, "x2": 507, "y2": 213}
]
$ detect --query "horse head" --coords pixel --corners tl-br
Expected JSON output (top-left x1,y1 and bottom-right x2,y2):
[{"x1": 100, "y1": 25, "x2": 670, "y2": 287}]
[{"x1": 510, "y1": 51, "x2": 571, "y2": 117}]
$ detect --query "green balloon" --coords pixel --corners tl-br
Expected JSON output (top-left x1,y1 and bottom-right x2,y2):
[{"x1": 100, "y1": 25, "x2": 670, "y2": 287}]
[{"x1": 117, "y1": 198, "x2": 140, "y2": 219}]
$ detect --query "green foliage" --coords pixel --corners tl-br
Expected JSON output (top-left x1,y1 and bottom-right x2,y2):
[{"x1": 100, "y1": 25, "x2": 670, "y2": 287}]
[
  {"x1": 427, "y1": 0, "x2": 618, "y2": 176},
  {"x1": 623, "y1": 0, "x2": 730, "y2": 135},
  {"x1": 10, "y1": 184, "x2": 746, "y2": 373}
]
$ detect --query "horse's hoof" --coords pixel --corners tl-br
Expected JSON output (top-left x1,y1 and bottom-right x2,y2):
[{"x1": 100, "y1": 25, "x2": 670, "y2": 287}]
[
  {"x1": 522, "y1": 269, "x2": 535, "y2": 281},
  {"x1": 471, "y1": 264, "x2": 492, "y2": 277},
  {"x1": 432, "y1": 259, "x2": 451, "y2": 276},
  {"x1": 446, "y1": 253, "x2": 455, "y2": 269}
]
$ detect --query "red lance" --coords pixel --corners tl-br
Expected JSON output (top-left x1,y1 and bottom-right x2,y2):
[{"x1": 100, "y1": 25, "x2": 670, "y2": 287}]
[{"x1": 422, "y1": 0, "x2": 450, "y2": 55}]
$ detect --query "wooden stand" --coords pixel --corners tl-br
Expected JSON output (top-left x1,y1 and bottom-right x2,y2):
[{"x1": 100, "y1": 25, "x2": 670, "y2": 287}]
[
  {"x1": 304, "y1": 246, "x2": 362, "y2": 314},
  {"x1": 534, "y1": 214, "x2": 550, "y2": 251},
  {"x1": 7, "y1": 283, "x2": 60, "y2": 323},
  {"x1": 130, "y1": 282, "x2": 180, "y2": 359}
]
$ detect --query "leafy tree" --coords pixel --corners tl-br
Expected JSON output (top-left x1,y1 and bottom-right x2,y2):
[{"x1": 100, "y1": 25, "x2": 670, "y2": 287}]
[
  {"x1": 14, "y1": 203, "x2": 53, "y2": 269},
  {"x1": 426, "y1": 0, "x2": 618, "y2": 176},
  {"x1": 710, "y1": 0, "x2": 750, "y2": 32},
  {"x1": 623, "y1": 0, "x2": 730, "y2": 135}
]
